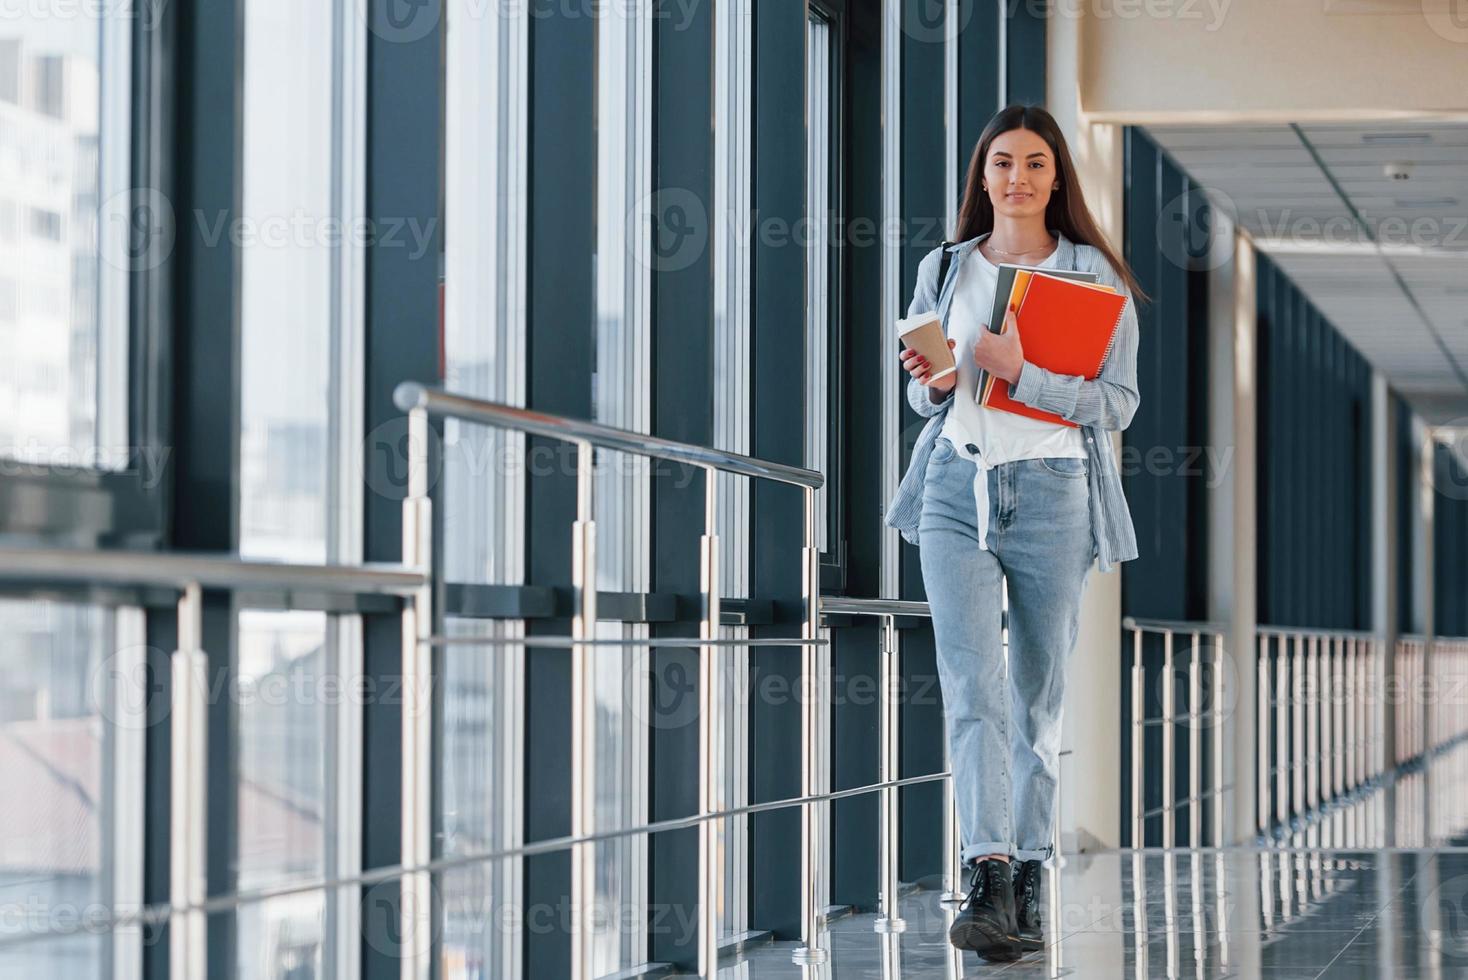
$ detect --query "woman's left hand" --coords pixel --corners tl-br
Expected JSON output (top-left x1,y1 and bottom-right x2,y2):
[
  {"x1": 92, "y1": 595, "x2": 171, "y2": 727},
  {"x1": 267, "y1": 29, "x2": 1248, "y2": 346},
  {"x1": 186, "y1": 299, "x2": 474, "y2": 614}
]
[{"x1": 973, "y1": 308, "x2": 1026, "y2": 385}]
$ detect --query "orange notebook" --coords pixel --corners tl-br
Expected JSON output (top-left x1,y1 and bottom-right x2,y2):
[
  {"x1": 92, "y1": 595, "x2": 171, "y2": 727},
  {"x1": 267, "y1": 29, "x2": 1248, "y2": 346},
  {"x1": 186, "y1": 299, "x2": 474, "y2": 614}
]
[
  {"x1": 977, "y1": 270, "x2": 1120, "y2": 403},
  {"x1": 978, "y1": 271, "x2": 1127, "y2": 428}
]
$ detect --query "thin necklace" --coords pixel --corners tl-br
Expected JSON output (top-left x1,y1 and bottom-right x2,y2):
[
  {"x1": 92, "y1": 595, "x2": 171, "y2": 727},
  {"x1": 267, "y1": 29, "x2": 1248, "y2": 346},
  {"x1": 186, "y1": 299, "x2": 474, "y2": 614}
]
[{"x1": 987, "y1": 236, "x2": 1056, "y2": 257}]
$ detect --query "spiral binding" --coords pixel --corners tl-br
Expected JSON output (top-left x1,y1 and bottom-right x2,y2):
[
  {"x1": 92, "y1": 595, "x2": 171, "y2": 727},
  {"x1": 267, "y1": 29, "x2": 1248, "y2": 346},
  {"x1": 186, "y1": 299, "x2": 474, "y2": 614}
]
[{"x1": 1093, "y1": 300, "x2": 1128, "y2": 376}]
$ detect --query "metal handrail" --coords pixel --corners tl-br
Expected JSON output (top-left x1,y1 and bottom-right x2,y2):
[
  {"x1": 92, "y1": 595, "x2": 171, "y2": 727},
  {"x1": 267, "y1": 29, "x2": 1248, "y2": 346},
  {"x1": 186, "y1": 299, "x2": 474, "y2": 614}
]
[
  {"x1": 399, "y1": 382, "x2": 827, "y2": 977},
  {"x1": 814, "y1": 594, "x2": 932, "y2": 929},
  {"x1": 0, "y1": 545, "x2": 425, "y2": 595},
  {"x1": 0, "y1": 768, "x2": 959, "y2": 951},
  {"x1": 1256, "y1": 630, "x2": 1384, "y2": 837},
  {"x1": 395, "y1": 382, "x2": 824, "y2": 489},
  {"x1": 817, "y1": 593, "x2": 1071, "y2": 915},
  {"x1": 1124, "y1": 618, "x2": 1227, "y2": 850},
  {"x1": 1122, "y1": 616, "x2": 1226, "y2": 635},
  {"x1": 0, "y1": 547, "x2": 425, "y2": 978},
  {"x1": 1257, "y1": 623, "x2": 1377, "y2": 640}
]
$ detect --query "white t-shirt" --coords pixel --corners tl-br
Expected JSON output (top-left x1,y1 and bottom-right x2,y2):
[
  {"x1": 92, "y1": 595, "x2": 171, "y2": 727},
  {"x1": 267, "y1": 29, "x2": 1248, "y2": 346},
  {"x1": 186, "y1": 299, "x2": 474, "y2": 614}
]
[{"x1": 938, "y1": 243, "x2": 1087, "y2": 551}]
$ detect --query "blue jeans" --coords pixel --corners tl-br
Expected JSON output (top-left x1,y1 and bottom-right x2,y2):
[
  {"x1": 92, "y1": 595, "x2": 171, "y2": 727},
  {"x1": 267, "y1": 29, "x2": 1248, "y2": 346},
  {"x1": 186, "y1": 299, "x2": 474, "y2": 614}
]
[{"x1": 918, "y1": 436, "x2": 1095, "y2": 864}]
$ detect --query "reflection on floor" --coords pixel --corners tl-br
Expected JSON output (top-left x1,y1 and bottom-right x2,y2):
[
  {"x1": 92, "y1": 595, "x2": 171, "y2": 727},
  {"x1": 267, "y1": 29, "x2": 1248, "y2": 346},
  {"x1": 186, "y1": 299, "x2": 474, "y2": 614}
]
[{"x1": 721, "y1": 742, "x2": 1468, "y2": 978}]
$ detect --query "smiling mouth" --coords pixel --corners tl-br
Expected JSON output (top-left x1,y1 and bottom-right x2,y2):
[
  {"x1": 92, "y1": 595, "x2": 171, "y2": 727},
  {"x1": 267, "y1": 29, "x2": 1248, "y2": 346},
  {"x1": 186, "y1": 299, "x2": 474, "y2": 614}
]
[{"x1": 1007, "y1": 192, "x2": 1032, "y2": 199}]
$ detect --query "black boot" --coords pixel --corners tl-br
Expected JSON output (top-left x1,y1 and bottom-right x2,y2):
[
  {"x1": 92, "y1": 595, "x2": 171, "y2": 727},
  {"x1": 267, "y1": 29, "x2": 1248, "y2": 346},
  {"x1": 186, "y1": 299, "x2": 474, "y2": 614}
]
[
  {"x1": 947, "y1": 857, "x2": 1020, "y2": 961},
  {"x1": 1011, "y1": 859, "x2": 1044, "y2": 953}
]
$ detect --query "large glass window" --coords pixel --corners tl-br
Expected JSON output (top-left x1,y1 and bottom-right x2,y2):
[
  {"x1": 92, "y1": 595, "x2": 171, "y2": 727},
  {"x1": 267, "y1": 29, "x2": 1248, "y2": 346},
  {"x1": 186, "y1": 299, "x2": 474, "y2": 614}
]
[
  {"x1": 0, "y1": 599, "x2": 143, "y2": 980},
  {"x1": 0, "y1": 13, "x2": 129, "y2": 467},
  {"x1": 240, "y1": 0, "x2": 336, "y2": 563},
  {"x1": 236, "y1": 2, "x2": 363, "y2": 977},
  {"x1": 441, "y1": 2, "x2": 532, "y2": 973},
  {"x1": 236, "y1": 610, "x2": 328, "y2": 980}
]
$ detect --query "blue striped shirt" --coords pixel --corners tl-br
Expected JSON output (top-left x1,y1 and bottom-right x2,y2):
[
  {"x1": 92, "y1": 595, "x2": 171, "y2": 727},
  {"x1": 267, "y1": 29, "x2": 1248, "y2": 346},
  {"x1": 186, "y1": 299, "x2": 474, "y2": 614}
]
[{"x1": 884, "y1": 230, "x2": 1141, "y2": 573}]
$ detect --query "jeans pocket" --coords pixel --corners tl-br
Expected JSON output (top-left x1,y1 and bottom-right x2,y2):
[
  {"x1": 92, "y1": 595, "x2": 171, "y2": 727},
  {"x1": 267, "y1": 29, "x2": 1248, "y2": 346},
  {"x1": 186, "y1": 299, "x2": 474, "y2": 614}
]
[
  {"x1": 930, "y1": 437, "x2": 957, "y2": 465},
  {"x1": 1037, "y1": 456, "x2": 1087, "y2": 479}
]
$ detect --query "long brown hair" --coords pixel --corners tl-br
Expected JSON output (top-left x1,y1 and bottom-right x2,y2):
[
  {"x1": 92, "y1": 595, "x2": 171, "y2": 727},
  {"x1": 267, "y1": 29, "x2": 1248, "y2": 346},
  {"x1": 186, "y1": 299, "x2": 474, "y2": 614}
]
[{"x1": 955, "y1": 103, "x2": 1150, "y2": 306}]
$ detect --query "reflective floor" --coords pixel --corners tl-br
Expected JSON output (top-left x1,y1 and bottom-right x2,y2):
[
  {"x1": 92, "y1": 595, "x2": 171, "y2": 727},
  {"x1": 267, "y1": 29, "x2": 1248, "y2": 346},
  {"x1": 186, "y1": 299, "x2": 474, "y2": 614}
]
[
  {"x1": 724, "y1": 746, "x2": 1468, "y2": 978},
  {"x1": 726, "y1": 847, "x2": 1468, "y2": 978}
]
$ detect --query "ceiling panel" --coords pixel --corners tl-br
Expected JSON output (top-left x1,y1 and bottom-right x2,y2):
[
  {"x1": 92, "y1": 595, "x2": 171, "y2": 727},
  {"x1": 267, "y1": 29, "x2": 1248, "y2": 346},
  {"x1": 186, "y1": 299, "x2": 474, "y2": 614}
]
[{"x1": 1146, "y1": 121, "x2": 1468, "y2": 424}]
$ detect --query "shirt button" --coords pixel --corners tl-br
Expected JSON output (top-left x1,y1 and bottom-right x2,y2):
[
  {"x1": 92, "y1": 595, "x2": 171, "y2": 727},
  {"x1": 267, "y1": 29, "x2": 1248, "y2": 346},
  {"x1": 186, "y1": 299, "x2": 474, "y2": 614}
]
[{"x1": 1087, "y1": 437, "x2": 1095, "y2": 445}]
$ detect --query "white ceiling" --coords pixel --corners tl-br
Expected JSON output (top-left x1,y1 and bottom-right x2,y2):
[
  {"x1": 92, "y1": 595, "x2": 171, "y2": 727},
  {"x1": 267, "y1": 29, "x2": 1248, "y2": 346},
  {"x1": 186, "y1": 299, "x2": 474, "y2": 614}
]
[{"x1": 1143, "y1": 121, "x2": 1468, "y2": 427}]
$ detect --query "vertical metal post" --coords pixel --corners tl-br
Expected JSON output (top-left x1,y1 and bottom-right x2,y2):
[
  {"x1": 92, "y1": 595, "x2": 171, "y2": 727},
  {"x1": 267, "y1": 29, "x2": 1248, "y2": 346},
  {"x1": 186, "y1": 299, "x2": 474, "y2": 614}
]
[
  {"x1": 1162, "y1": 630, "x2": 1175, "y2": 848},
  {"x1": 1332, "y1": 638, "x2": 1344, "y2": 799},
  {"x1": 1315, "y1": 636, "x2": 1327, "y2": 809},
  {"x1": 1275, "y1": 635, "x2": 1288, "y2": 827},
  {"x1": 1213, "y1": 632, "x2": 1225, "y2": 848},
  {"x1": 875, "y1": 615, "x2": 906, "y2": 933},
  {"x1": 1404, "y1": 641, "x2": 1412, "y2": 762},
  {"x1": 570, "y1": 440, "x2": 597, "y2": 980},
  {"x1": 698, "y1": 466, "x2": 724, "y2": 979},
  {"x1": 1426, "y1": 637, "x2": 1436, "y2": 757},
  {"x1": 793, "y1": 486, "x2": 829, "y2": 965},
  {"x1": 1362, "y1": 642, "x2": 1374, "y2": 780},
  {"x1": 1359, "y1": 640, "x2": 1369, "y2": 783},
  {"x1": 1324, "y1": 638, "x2": 1335, "y2": 804},
  {"x1": 1131, "y1": 628, "x2": 1144, "y2": 847},
  {"x1": 401, "y1": 406, "x2": 435, "y2": 980},
  {"x1": 1257, "y1": 633, "x2": 1270, "y2": 835},
  {"x1": 1053, "y1": 752, "x2": 1064, "y2": 862},
  {"x1": 1188, "y1": 632, "x2": 1201, "y2": 848},
  {"x1": 1346, "y1": 637, "x2": 1357, "y2": 791},
  {"x1": 170, "y1": 584, "x2": 206, "y2": 980},
  {"x1": 1292, "y1": 635, "x2": 1305, "y2": 823}
]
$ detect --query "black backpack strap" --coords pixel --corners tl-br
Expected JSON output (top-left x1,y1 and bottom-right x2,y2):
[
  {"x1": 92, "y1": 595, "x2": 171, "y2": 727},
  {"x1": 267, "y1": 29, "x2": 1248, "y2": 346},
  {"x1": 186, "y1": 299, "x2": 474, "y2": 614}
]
[
  {"x1": 937, "y1": 240, "x2": 955, "y2": 294},
  {"x1": 902, "y1": 241, "x2": 958, "y2": 352}
]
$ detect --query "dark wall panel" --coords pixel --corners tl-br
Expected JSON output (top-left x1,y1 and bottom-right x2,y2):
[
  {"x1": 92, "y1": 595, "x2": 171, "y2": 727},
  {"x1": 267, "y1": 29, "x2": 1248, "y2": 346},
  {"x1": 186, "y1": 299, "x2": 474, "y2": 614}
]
[
  {"x1": 521, "y1": 6, "x2": 597, "y2": 977},
  {"x1": 1248, "y1": 251, "x2": 1373, "y2": 835},
  {"x1": 1436, "y1": 444, "x2": 1468, "y2": 637},
  {"x1": 894, "y1": 0, "x2": 953, "y2": 884},
  {"x1": 170, "y1": 1, "x2": 244, "y2": 974},
  {"x1": 1119, "y1": 128, "x2": 1215, "y2": 846},
  {"x1": 1254, "y1": 251, "x2": 1372, "y2": 631},
  {"x1": 647, "y1": 0, "x2": 716, "y2": 968},
  {"x1": 1397, "y1": 394, "x2": 1418, "y2": 634},
  {"x1": 747, "y1": 0, "x2": 811, "y2": 941},
  {"x1": 360, "y1": 2, "x2": 444, "y2": 975},
  {"x1": 1004, "y1": 0, "x2": 1046, "y2": 106}
]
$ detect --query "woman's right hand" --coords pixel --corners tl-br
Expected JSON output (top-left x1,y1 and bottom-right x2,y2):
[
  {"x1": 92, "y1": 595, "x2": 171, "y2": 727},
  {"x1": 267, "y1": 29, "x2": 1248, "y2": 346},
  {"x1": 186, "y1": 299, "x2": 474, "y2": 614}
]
[{"x1": 900, "y1": 340, "x2": 958, "y2": 395}]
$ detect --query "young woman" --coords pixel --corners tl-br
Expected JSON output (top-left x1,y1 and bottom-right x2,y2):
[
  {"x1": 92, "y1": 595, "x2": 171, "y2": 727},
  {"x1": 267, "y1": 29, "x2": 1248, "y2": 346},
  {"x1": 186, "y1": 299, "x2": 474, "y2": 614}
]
[{"x1": 886, "y1": 104, "x2": 1148, "y2": 962}]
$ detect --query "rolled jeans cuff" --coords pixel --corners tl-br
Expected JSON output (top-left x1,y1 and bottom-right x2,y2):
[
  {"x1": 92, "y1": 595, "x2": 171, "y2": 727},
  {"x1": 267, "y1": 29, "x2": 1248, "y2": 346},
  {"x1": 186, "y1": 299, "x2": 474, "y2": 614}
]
[
  {"x1": 960, "y1": 841, "x2": 1015, "y2": 865},
  {"x1": 1014, "y1": 843, "x2": 1055, "y2": 864}
]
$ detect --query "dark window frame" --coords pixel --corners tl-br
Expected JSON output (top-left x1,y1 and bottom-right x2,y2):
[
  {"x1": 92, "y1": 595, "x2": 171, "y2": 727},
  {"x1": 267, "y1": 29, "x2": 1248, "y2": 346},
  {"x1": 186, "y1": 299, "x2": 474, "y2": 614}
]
[
  {"x1": 810, "y1": 0, "x2": 849, "y2": 592},
  {"x1": 0, "y1": 13, "x2": 170, "y2": 549}
]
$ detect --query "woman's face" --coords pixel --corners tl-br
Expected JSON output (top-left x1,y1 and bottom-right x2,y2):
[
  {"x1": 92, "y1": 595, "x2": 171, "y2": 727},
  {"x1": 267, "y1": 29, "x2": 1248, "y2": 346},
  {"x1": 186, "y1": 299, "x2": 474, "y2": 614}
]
[{"x1": 983, "y1": 128, "x2": 1059, "y2": 218}]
